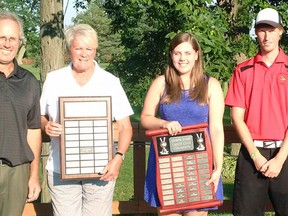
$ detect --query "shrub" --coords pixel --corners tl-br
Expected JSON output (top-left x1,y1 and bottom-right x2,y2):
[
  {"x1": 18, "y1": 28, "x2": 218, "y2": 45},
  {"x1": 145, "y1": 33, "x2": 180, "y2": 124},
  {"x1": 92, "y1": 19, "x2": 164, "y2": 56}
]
[{"x1": 222, "y1": 155, "x2": 237, "y2": 179}]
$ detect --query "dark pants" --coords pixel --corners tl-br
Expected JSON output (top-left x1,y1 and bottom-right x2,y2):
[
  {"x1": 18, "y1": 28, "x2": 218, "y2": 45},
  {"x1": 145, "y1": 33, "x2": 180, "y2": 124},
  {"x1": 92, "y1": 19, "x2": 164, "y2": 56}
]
[
  {"x1": 0, "y1": 163, "x2": 30, "y2": 216},
  {"x1": 233, "y1": 145, "x2": 288, "y2": 216}
]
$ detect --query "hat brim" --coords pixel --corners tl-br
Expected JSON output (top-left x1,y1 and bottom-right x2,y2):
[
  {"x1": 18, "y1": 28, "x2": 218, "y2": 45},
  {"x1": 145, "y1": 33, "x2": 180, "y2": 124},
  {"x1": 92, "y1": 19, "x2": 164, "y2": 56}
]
[{"x1": 255, "y1": 20, "x2": 282, "y2": 28}]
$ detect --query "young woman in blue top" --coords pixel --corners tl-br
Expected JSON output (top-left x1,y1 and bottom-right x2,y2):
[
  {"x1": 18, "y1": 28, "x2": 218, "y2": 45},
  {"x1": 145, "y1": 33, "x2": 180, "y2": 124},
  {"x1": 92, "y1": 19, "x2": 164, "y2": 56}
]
[{"x1": 141, "y1": 32, "x2": 224, "y2": 216}]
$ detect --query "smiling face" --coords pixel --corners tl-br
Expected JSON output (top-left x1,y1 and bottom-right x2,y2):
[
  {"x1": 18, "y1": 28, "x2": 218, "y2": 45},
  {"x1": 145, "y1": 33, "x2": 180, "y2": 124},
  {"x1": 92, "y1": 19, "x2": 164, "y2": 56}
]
[
  {"x1": 0, "y1": 18, "x2": 21, "y2": 66},
  {"x1": 70, "y1": 35, "x2": 97, "y2": 73},
  {"x1": 256, "y1": 25, "x2": 283, "y2": 54},
  {"x1": 170, "y1": 42, "x2": 198, "y2": 75}
]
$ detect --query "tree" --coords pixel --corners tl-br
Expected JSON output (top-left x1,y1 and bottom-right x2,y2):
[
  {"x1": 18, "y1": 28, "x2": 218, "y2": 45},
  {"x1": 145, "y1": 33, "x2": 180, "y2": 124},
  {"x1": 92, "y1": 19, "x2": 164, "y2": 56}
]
[
  {"x1": 104, "y1": 0, "x2": 288, "y2": 106},
  {"x1": 40, "y1": 0, "x2": 91, "y2": 83},
  {"x1": 40, "y1": 0, "x2": 65, "y2": 83},
  {"x1": 73, "y1": 0, "x2": 123, "y2": 64},
  {"x1": 0, "y1": 0, "x2": 40, "y2": 65},
  {"x1": 104, "y1": 0, "x2": 187, "y2": 105},
  {"x1": 39, "y1": 0, "x2": 91, "y2": 203},
  {"x1": 104, "y1": 0, "x2": 237, "y2": 105}
]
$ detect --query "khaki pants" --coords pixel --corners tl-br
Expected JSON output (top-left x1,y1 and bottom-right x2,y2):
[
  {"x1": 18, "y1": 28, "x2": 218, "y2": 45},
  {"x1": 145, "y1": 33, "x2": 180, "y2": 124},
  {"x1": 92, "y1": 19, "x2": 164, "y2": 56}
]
[
  {"x1": 48, "y1": 171, "x2": 116, "y2": 216},
  {"x1": 0, "y1": 163, "x2": 30, "y2": 216}
]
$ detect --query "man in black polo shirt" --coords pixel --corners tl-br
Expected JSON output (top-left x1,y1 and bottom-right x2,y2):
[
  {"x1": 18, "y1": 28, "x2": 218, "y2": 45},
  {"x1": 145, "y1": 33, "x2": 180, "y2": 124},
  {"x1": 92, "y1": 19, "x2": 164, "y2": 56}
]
[{"x1": 0, "y1": 11, "x2": 41, "y2": 216}]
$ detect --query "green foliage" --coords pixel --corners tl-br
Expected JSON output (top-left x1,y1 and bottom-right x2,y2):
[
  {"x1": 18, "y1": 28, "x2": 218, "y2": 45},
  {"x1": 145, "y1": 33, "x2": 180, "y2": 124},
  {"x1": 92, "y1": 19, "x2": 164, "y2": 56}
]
[
  {"x1": 130, "y1": 105, "x2": 142, "y2": 122},
  {"x1": 222, "y1": 156, "x2": 237, "y2": 179},
  {"x1": 103, "y1": 0, "x2": 288, "y2": 107},
  {"x1": 0, "y1": 0, "x2": 92, "y2": 67},
  {"x1": 7, "y1": 0, "x2": 288, "y2": 110},
  {"x1": 104, "y1": 0, "x2": 197, "y2": 105},
  {"x1": 73, "y1": 0, "x2": 123, "y2": 64},
  {"x1": 0, "y1": 0, "x2": 40, "y2": 62},
  {"x1": 102, "y1": 0, "x2": 240, "y2": 105}
]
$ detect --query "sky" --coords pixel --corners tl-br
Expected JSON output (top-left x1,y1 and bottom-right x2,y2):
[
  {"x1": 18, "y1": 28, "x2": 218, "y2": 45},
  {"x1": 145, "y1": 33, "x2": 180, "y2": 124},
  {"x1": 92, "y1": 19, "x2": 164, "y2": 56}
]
[{"x1": 63, "y1": 0, "x2": 77, "y2": 27}]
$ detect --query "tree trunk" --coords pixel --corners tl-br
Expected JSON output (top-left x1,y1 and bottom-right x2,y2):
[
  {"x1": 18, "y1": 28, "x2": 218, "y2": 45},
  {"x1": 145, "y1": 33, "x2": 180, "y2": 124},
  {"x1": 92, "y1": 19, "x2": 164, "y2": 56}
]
[
  {"x1": 17, "y1": 37, "x2": 27, "y2": 65},
  {"x1": 40, "y1": 0, "x2": 65, "y2": 84},
  {"x1": 230, "y1": 143, "x2": 241, "y2": 156},
  {"x1": 40, "y1": 0, "x2": 65, "y2": 203},
  {"x1": 17, "y1": 46, "x2": 26, "y2": 65}
]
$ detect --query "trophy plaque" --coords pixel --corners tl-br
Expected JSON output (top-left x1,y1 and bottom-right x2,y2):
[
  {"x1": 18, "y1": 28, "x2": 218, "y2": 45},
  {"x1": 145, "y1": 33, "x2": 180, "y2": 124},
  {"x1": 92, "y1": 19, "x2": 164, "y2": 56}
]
[
  {"x1": 145, "y1": 123, "x2": 222, "y2": 214},
  {"x1": 59, "y1": 96, "x2": 113, "y2": 180}
]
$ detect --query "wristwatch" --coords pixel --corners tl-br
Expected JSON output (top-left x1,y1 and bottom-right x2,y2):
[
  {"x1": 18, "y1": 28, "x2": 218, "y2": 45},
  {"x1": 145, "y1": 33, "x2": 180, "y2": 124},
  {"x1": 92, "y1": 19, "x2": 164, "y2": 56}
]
[{"x1": 115, "y1": 151, "x2": 125, "y2": 160}]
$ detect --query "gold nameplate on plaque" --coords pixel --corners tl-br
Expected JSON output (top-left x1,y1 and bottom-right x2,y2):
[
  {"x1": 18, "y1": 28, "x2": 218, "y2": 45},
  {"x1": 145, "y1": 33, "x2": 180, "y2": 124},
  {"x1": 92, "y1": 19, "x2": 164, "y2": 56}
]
[{"x1": 59, "y1": 96, "x2": 113, "y2": 180}]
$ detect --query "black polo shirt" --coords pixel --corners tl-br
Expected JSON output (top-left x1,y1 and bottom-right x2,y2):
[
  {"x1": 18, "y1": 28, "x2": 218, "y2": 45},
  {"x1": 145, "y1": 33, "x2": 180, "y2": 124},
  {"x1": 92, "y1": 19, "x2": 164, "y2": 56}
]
[{"x1": 0, "y1": 59, "x2": 41, "y2": 166}]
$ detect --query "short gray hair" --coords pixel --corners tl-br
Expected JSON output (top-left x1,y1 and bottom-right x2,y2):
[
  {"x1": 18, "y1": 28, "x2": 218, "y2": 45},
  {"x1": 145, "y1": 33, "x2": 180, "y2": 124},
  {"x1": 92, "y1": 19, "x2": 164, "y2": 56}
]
[
  {"x1": 65, "y1": 24, "x2": 98, "y2": 51},
  {"x1": 0, "y1": 10, "x2": 25, "y2": 40}
]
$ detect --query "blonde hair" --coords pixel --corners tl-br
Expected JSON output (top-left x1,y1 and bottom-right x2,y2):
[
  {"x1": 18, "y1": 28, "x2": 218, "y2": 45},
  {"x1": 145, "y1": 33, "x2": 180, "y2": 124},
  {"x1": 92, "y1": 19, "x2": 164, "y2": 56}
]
[
  {"x1": 65, "y1": 24, "x2": 98, "y2": 51},
  {"x1": 162, "y1": 32, "x2": 208, "y2": 104}
]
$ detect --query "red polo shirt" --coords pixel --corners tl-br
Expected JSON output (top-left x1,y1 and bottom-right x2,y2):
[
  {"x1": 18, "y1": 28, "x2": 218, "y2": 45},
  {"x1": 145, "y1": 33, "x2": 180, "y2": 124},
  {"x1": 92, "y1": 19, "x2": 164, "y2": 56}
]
[{"x1": 225, "y1": 49, "x2": 288, "y2": 140}]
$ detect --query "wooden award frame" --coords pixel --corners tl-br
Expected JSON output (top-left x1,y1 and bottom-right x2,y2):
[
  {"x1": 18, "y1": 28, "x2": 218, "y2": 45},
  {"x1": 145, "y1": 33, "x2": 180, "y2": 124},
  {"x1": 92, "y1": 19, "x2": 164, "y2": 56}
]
[
  {"x1": 59, "y1": 96, "x2": 113, "y2": 180},
  {"x1": 146, "y1": 123, "x2": 222, "y2": 214}
]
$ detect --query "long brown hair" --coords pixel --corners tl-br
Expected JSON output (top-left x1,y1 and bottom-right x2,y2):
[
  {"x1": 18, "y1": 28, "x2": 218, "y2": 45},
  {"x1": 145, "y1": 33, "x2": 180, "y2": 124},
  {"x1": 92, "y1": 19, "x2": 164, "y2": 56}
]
[{"x1": 162, "y1": 32, "x2": 208, "y2": 105}]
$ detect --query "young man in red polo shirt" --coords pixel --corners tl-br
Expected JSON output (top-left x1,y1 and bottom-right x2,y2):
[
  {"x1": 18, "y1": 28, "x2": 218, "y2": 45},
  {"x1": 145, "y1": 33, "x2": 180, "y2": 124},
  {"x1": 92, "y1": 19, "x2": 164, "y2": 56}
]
[{"x1": 225, "y1": 8, "x2": 288, "y2": 216}]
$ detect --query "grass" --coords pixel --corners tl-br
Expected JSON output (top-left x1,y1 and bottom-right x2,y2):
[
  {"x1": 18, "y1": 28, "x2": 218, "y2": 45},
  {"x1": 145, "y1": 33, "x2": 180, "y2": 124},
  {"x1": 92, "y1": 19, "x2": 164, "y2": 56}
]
[
  {"x1": 114, "y1": 107, "x2": 273, "y2": 215},
  {"x1": 114, "y1": 148, "x2": 276, "y2": 216},
  {"x1": 21, "y1": 64, "x2": 40, "y2": 80},
  {"x1": 114, "y1": 146, "x2": 135, "y2": 201},
  {"x1": 114, "y1": 146, "x2": 236, "y2": 201},
  {"x1": 23, "y1": 63, "x2": 273, "y2": 215},
  {"x1": 114, "y1": 148, "x2": 235, "y2": 200}
]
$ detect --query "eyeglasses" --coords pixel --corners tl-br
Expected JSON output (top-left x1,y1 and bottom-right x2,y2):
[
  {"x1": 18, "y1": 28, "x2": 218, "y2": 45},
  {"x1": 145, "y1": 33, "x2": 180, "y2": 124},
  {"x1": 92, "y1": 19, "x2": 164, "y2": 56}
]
[{"x1": 0, "y1": 36, "x2": 21, "y2": 45}]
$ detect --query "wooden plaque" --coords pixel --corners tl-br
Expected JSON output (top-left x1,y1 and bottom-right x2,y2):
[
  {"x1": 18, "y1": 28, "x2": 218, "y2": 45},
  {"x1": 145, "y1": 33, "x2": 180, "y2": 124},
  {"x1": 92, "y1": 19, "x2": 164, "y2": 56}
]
[
  {"x1": 146, "y1": 123, "x2": 222, "y2": 214},
  {"x1": 59, "y1": 96, "x2": 113, "y2": 180}
]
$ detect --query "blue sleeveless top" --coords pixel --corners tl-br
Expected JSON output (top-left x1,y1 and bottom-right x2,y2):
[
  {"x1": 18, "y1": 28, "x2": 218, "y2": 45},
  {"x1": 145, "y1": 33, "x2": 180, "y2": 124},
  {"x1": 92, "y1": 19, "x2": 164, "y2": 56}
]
[
  {"x1": 160, "y1": 89, "x2": 208, "y2": 126},
  {"x1": 144, "y1": 89, "x2": 223, "y2": 209}
]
